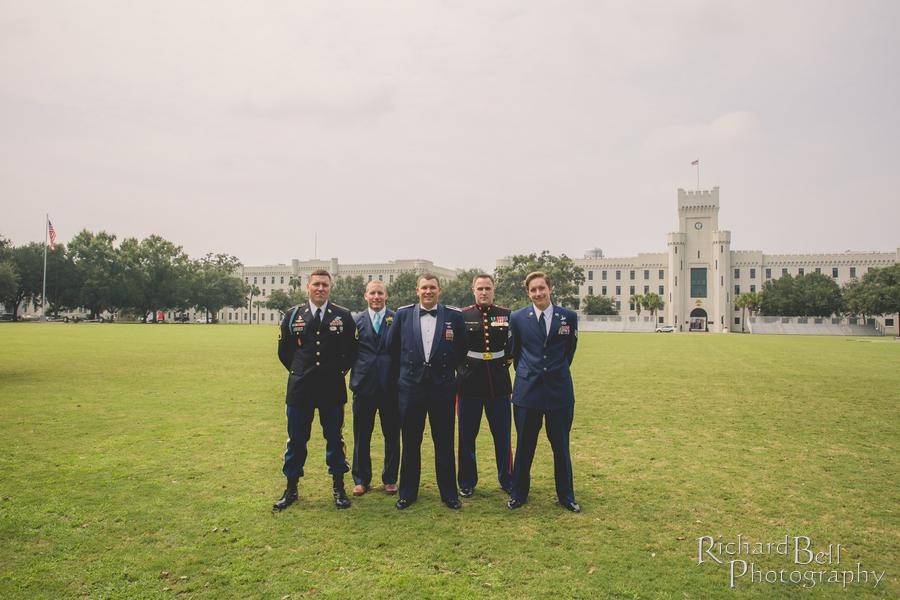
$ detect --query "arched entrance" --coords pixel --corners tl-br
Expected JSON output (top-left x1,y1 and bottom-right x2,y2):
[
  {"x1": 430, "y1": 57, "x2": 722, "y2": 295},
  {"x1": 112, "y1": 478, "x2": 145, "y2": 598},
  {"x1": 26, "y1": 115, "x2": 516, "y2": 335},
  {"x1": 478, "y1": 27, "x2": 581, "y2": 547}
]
[{"x1": 689, "y1": 308, "x2": 708, "y2": 332}]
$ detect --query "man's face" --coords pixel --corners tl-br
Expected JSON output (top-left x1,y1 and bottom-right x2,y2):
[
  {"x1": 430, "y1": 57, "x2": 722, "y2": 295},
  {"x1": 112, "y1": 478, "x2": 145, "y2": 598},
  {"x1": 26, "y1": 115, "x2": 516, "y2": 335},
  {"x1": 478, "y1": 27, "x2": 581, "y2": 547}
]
[
  {"x1": 365, "y1": 283, "x2": 387, "y2": 311},
  {"x1": 307, "y1": 275, "x2": 331, "y2": 306},
  {"x1": 417, "y1": 278, "x2": 440, "y2": 309},
  {"x1": 527, "y1": 277, "x2": 552, "y2": 310},
  {"x1": 472, "y1": 277, "x2": 495, "y2": 307}
]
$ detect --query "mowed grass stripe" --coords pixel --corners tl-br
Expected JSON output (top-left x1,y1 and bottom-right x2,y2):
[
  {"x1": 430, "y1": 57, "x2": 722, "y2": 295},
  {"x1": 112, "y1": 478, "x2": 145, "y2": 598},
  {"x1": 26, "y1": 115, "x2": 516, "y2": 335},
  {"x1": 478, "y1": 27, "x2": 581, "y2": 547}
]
[{"x1": 1, "y1": 325, "x2": 897, "y2": 598}]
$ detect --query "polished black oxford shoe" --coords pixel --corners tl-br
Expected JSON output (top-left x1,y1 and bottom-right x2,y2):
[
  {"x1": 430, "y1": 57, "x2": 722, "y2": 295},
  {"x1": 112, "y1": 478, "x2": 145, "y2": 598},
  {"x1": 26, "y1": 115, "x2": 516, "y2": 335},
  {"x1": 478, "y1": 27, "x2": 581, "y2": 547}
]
[
  {"x1": 332, "y1": 476, "x2": 351, "y2": 509},
  {"x1": 273, "y1": 479, "x2": 299, "y2": 511},
  {"x1": 395, "y1": 498, "x2": 412, "y2": 510},
  {"x1": 507, "y1": 498, "x2": 525, "y2": 510},
  {"x1": 444, "y1": 499, "x2": 462, "y2": 510},
  {"x1": 459, "y1": 487, "x2": 474, "y2": 498},
  {"x1": 560, "y1": 500, "x2": 581, "y2": 513}
]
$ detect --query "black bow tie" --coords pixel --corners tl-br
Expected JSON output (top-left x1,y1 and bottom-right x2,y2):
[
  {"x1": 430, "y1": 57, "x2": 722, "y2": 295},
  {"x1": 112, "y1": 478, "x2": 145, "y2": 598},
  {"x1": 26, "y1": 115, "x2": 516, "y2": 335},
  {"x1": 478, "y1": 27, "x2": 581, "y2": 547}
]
[{"x1": 420, "y1": 308, "x2": 437, "y2": 317}]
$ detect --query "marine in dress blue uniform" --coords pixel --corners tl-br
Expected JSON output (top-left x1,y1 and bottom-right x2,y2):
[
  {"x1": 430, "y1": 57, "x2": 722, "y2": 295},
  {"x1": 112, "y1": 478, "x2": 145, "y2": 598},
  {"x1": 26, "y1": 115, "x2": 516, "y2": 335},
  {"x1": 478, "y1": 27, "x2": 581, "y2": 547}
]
[
  {"x1": 457, "y1": 274, "x2": 513, "y2": 497},
  {"x1": 507, "y1": 272, "x2": 581, "y2": 512},
  {"x1": 349, "y1": 280, "x2": 400, "y2": 495},
  {"x1": 273, "y1": 270, "x2": 358, "y2": 511},
  {"x1": 386, "y1": 274, "x2": 468, "y2": 509}
]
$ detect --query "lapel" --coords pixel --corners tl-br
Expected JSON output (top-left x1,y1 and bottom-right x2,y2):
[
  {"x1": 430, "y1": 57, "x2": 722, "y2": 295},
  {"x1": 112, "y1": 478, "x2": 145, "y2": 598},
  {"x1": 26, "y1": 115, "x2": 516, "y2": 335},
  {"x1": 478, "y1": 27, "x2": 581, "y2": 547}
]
[
  {"x1": 412, "y1": 305, "x2": 425, "y2": 361},
  {"x1": 377, "y1": 310, "x2": 393, "y2": 350},
  {"x1": 429, "y1": 304, "x2": 445, "y2": 360},
  {"x1": 546, "y1": 306, "x2": 561, "y2": 345},
  {"x1": 301, "y1": 305, "x2": 314, "y2": 334},
  {"x1": 358, "y1": 310, "x2": 372, "y2": 340},
  {"x1": 529, "y1": 306, "x2": 546, "y2": 345}
]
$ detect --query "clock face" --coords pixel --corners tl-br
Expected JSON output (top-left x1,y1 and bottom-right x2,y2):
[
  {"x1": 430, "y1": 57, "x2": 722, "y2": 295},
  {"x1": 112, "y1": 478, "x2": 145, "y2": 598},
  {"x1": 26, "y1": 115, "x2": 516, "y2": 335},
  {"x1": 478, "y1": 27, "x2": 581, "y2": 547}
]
[{"x1": 694, "y1": 222, "x2": 703, "y2": 230}]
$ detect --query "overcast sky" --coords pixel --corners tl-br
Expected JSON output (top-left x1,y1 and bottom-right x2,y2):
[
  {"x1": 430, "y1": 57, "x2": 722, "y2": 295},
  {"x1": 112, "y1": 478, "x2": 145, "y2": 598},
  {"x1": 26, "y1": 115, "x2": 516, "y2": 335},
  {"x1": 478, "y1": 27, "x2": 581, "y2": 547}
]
[{"x1": 2, "y1": 1, "x2": 898, "y2": 270}]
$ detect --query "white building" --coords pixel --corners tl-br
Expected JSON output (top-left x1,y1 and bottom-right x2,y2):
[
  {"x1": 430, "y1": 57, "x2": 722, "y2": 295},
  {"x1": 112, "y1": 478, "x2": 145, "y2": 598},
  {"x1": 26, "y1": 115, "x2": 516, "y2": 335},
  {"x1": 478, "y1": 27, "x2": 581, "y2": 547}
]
[{"x1": 506, "y1": 187, "x2": 897, "y2": 335}]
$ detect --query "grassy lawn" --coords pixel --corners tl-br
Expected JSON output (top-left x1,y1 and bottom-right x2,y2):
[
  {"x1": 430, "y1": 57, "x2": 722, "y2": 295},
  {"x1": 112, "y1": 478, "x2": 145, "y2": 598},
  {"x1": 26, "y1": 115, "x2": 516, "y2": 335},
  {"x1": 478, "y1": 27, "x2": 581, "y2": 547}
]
[{"x1": 0, "y1": 324, "x2": 897, "y2": 598}]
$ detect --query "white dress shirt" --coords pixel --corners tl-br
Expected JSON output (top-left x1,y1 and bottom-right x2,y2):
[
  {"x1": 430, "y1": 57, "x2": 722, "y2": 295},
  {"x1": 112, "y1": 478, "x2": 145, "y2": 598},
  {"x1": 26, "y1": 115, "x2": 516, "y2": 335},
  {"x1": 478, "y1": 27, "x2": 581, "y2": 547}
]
[
  {"x1": 419, "y1": 305, "x2": 437, "y2": 359},
  {"x1": 368, "y1": 307, "x2": 386, "y2": 330},
  {"x1": 309, "y1": 300, "x2": 328, "y2": 320},
  {"x1": 533, "y1": 303, "x2": 554, "y2": 336}
]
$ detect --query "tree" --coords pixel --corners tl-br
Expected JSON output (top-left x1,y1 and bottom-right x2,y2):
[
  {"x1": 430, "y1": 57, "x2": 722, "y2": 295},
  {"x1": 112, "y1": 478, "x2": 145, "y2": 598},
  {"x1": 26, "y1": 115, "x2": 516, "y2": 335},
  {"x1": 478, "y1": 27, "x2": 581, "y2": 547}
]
[
  {"x1": 330, "y1": 275, "x2": 367, "y2": 312},
  {"x1": 629, "y1": 293, "x2": 644, "y2": 320},
  {"x1": 494, "y1": 251, "x2": 585, "y2": 310},
  {"x1": 264, "y1": 288, "x2": 308, "y2": 314},
  {"x1": 2, "y1": 242, "x2": 45, "y2": 319},
  {"x1": 118, "y1": 235, "x2": 192, "y2": 321},
  {"x1": 386, "y1": 271, "x2": 419, "y2": 308},
  {"x1": 582, "y1": 294, "x2": 617, "y2": 315},
  {"x1": 844, "y1": 264, "x2": 900, "y2": 334},
  {"x1": 759, "y1": 273, "x2": 841, "y2": 317},
  {"x1": 0, "y1": 261, "x2": 20, "y2": 309},
  {"x1": 68, "y1": 230, "x2": 122, "y2": 319},
  {"x1": 440, "y1": 269, "x2": 484, "y2": 308},
  {"x1": 641, "y1": 292, "x2": 663, "y2": 325},
  {"x1": 735, "y1": 293, "x2": 751, "y2": 332},
  {"x1": 190, "y1": 253, "x2": 246, "y2": 321},
  {"x1": 247, "y1": 284, "x2": 261, "y2": 324}
]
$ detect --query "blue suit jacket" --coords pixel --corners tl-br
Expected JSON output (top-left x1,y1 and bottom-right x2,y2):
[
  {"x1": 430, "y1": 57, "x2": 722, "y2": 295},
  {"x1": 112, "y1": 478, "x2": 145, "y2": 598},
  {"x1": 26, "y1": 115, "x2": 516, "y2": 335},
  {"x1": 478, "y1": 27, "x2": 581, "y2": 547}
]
[
  {"x1": 349, "y1": 309, "x2": 396, "y2": 398},
  {"x1": 509, "y1": 304, "x2": 578, "y2": 410},
  {"x1": 386, "y1": 304, "x2": 467, "y2": 387}
]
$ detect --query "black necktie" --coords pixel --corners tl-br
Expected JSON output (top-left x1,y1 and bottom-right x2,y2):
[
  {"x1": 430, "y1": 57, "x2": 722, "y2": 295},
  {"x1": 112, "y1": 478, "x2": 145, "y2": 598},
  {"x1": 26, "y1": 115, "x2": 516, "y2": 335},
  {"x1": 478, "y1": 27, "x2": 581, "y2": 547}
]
[
  {"x1": 539, "y1": 312, "x2": 547, "y2": 339},
  {"x1": 420, "y1": 309, "x2": 437, "y2": 317},
  {"x1": 313, "y1": 308, "x2": 322, "y2": 329}
]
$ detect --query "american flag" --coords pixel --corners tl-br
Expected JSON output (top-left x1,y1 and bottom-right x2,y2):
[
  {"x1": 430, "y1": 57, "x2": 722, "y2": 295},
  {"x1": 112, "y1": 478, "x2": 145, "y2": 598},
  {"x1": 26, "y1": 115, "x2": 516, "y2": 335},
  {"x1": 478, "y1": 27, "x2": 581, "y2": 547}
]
[
  {"x1": 691, "y1": 159, "x2": 699, "y2": 166},
  {"x1": 48, "y1": 220, "x2": 57, "y2": 246}
]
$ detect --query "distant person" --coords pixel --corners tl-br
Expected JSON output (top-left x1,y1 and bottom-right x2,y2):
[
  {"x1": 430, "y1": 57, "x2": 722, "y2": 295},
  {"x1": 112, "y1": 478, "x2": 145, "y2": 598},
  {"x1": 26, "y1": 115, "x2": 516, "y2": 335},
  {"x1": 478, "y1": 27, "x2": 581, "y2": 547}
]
[
  {"x1": 386, "y1": 274, "x2": 467, "y2": 510},
  {"x1": 273, "y1": 269, "x2": 358, "y2": 511},
  {"x1": 457, "y1": 274, "x2": 513, "y2": 497},
  {"x1": 349, "y1": 280, "x2": 400, "y2": 496},
  {"x1": 507, "y1": 271, "x2": 581, "y2": 512}
]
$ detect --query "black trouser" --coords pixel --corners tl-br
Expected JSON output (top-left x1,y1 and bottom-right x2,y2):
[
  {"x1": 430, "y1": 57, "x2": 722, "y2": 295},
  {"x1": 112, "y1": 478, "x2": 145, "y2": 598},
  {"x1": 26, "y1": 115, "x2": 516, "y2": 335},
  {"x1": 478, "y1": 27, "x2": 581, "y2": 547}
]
[
  {"x1": 351, "y1": 392, "x2": 400, "y2": 487},
  {"x1": 398, "y1": 381, "x2": 458, "y2": 503},
  {"x1": 282, "y1": 402, "x2": 349, "y2": 480},
  {"x1": 510, "y1": 404, "x2": 575, "y2": 504},
  {"x1": 457, "y1": 394, "x2": 512, "y2": 491}
]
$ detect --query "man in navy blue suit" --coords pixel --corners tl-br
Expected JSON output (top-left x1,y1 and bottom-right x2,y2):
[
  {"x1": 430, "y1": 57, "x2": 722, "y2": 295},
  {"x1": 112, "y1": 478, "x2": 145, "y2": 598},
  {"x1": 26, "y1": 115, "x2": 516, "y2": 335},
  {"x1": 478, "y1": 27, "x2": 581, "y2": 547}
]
[
  {"x1": 507, "y1": 271, "x2": 581, "y2": 512},
  {"x1": 386, "y1": 273, "x2": 468, "y2": 510},
  {"x1": 349, "y1": 280, "x2": 400, "y2": 496}
]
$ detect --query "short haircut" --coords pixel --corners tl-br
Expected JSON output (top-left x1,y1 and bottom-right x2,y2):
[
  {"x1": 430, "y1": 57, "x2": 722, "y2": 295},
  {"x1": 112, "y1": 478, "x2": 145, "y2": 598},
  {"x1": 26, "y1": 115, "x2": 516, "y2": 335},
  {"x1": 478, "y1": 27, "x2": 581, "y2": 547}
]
[
  {"x1": 309, "y1": 268, "x2": 332, "y2": 281},
  {"x1": 524, "y1": 271, "x2": 551, "y2": 289},
  {"x1": 417, "y1": 273, "x2": 441, "y2": 288},
  {"x1": 365, "y1": 280, "x2": 386, "y2": 292},
  {"x1": 471, "y1": 273, "x2": 495, "y2": 286}
]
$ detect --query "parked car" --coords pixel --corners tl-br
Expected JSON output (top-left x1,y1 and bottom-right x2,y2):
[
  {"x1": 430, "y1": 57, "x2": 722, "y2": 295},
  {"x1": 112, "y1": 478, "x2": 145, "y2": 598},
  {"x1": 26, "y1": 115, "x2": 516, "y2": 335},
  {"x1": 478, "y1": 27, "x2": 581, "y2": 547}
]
[{"x1": 655, "y1": 324, "x2": 676, "y2": 333}]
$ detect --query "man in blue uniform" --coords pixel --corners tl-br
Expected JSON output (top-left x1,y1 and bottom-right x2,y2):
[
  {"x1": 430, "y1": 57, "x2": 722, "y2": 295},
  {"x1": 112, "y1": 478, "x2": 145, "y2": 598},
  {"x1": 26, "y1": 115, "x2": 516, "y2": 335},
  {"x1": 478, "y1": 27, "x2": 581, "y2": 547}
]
[
  {"x1": 349, "y1": 280, "x2": 400, "y2": 496},
  {"x1": 273, "y1": 269, "x2": 358, "y2": 511},
  {"x1": 386, "y1": 273, "x2": 467, "y2": 510},
  {"x1": 457, "y1": 273, "x2": 513, "y2": 497},
  {"x1": 507, "y1": 271, "x2": 581, "y2": 512}
]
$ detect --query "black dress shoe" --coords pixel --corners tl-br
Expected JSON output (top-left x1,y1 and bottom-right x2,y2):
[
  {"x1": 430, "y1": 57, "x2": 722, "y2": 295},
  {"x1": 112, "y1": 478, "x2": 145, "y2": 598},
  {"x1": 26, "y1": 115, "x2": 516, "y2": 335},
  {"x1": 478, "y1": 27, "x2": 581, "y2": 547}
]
[
  {"x1": 333, "y1": 487, "x2": 351, "y2": 509},
  {"x1": 444, "y1": 499, "x2": 462, "y2": 510},
  {"x1": 507, "y1": 498, "x2": 525, "y2": 510},
  {"x1": 273, "y1": 481, "x2": 299, "y2": 511},
  {"x1": 560, "y1": 500, "x2": 581, "y2": 513},
  {"x1": 459, "y1": 487, "x2": 474, "y2": 498},
  {"x1": 396, "y1": 498, "x2": 412, "y2": 510}
]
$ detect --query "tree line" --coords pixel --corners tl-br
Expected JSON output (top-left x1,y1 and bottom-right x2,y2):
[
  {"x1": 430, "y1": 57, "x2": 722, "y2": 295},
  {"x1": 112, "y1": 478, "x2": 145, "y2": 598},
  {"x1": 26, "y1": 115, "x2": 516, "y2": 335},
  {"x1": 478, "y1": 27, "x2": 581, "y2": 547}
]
[{"x1": 0, "y1": 232, "x2": 245, "y2": 321}]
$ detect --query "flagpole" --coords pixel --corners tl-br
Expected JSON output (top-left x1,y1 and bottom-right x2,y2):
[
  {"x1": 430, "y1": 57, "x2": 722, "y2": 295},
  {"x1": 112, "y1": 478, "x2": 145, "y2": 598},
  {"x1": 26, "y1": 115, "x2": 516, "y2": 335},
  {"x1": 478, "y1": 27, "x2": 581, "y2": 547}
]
[
  {"x1": 41, "y1": 213, "x2": 48, "y2": 321},
  {"x1": 696, "y1": 160, "x2": 700, "y2": 190}
]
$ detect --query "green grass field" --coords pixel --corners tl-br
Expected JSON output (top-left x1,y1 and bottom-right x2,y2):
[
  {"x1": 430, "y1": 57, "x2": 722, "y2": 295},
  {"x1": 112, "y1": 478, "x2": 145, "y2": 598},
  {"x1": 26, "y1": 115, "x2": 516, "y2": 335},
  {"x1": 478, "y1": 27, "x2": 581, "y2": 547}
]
[{"x1": 0, "y1": 324, "x2": 897, "y2": 598}]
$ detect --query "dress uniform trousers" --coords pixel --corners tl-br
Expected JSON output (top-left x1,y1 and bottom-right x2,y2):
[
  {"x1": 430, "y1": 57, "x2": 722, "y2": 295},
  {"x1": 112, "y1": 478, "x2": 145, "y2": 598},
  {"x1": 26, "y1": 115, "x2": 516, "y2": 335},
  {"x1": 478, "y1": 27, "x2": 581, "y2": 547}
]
[
  {"x1": 510, "y1": 404, "x2": 575, "y2": 505},
  {"x1": 282, "y1": 374, "x2": 350, "y2": 479},
  {"x1": 457, "y1": 394, "x2": 512, "y2": 491},
  {"x1": 398, "y1": 379, "x2": 458, "y2": 503},
  {"x1": 351, "y1": 392, "x2": 400, "y2": 487}
]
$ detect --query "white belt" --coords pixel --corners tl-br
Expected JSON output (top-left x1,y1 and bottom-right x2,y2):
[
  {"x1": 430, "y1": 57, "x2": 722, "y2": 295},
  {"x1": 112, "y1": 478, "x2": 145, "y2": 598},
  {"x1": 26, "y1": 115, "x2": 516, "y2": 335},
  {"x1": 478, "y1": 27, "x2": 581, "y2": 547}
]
[{"x1": 467, "y1": 349, "x2": 505, "y2": 361}]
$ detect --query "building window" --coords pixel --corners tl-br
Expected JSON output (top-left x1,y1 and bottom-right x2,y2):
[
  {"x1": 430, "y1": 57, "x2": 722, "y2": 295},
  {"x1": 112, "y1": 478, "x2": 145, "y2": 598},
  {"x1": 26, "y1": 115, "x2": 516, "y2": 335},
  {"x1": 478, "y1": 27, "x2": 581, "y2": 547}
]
[
  {"x1": 262, "y1": 289, "x2": 266, "y2": 296},
  {"x1": 734, "y1": 268, "x2": 740, "y2": 279},
  {"x1": 720, "y1": 246, "x2": 723, "y2": 253},
  {"x1": 781, "y1": 268, "x2": 788, "y2": 277},
  {"x1": 720, "y1": 276, "x2": 724, "y2": 286},
  {"x1": 368, "y1": 275, "x2": 372, "y2": 281},
  {"x1": 675, "y1": 246, "x2": 678, "y2": 254},
  {"x1": 658, "y1": 285, "x2": 664, "y2": 295},
  {"x1": 588, "y1": 271, "x2": 593, "y2": 281},
  {"x1": 697, "y1": 250, "x2": 701, "y2": 259},
  {"x1": 379, "y1": 274, "x2": 383, "y2": 281},
  {"x1": 658, "y1": 316, "x2": 664, "y2": 324},
  {"x1": 715, "y1": 260, "x2": 718, "y2": 270},
  {"x1": 601, "y1": 286, "x2": 607, "y2": 295},
  {"x1": 750, "y1": 285, "x2": 756, "y2": 293},
  {"x1": 629, "y1": 302, "x2": 635, "y2": 311},
  {"x1": 659, "y1": 269, "x2": 664, "y2": 279},
  {"x1": 616, "y1": 270, "x2": 621, "y2": 280},
  {"x1": 815, "y1": 267, "x2": 821, "y2": 274},
  {"x1": 886, "y1": 318, "x2": 895, "y2": 326},
  {"x1": 690, "y1": 268, "x2": 707, "y2": 298},
  {"x1": 253, "y1": 277, "x2": 257, "y2": 284},
  {"x1": 588, "y1": 286, "x2": 593, "y2": 295},
  {"x1": 750, "y1": 268, "x2": 756, "y2": 279},
  {"x1": 615, "y1": 300, "x2": 621, "y2": 311},
  {"x1": 674, "y1": 276, "x2": 678, "y2": 286},
  {"x1": 629, "y1": 285, "x2": 635, "y2": 295},
  {"x1": 244, "y1": 277, "x2": 249, "y2": 283},
  {"x1": 615, "y1": 285, "x2": 621, "y2": 296},
  {"x1": 280, "y1": 276, "x2": 284, "y2": 284},
  {"x1": 643, "y1": 270, "x2": 649, "y2": 280},
  {"x1": 389, "y1": 274, "x2": 394, "y2": 283},
  {"x1": 734, "y1": 317, "x2": 740, "y2": 325},
  {"x1": 252, "y1": 313, "x2": 256, "y2": 320},
  {"x1": 602, "y1": 270, "x2": 607, "y2": 280},
  {"x1": 765, "y1": 268, "x2": 771, "y2": 279},
  {"x1": 643, "y1": 285, "x2": 649, "y2": 294},
  {"x1": 734, "y1": 285, "x2": 740, "y2": 295},
  {"x1": 798, "y1": 268, "x2": 804, "y2": 276},
  {"x1": 832, "y1": 267, "x2": 838, "y2": 278},
  {"x1": 850, "y1": 267, "x2": 856, "y2": 278}
]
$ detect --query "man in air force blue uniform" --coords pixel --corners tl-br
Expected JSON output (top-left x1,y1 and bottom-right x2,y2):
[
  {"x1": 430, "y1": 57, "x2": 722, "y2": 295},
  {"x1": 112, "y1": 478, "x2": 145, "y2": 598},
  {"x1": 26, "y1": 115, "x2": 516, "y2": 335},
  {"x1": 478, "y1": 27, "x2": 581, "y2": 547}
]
[
  {"x1": 349, "y1": 280, "x2": 400, "y2": 496},
  {"x1": 273, "y1": 269, "x2": 358, "y2": 511},
  {"x1": 386, "y1": 273, "x2": 468, "y2": 510},
  {"x1": 507, "y1": 271, "x2": 581, "y2": 512}
]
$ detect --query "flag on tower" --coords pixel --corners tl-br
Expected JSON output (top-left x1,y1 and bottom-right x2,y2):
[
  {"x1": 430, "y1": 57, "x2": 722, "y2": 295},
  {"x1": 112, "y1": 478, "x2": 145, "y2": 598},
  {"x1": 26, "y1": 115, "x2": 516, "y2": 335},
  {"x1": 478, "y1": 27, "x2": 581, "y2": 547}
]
[
  {"x1": 48, "y1": 220, "x2": 57, "y2": 246},
  {"x1": 691, "y1": 159, "x2": 699, "y2": 166}
]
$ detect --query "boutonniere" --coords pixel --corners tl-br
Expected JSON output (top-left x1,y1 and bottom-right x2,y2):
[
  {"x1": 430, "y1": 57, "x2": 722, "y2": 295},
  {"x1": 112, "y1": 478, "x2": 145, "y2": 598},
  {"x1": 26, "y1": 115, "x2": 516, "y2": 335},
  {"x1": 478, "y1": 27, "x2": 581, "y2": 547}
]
[{"x1": 385, "y1": 316, "x2": 394, "y2": 325}]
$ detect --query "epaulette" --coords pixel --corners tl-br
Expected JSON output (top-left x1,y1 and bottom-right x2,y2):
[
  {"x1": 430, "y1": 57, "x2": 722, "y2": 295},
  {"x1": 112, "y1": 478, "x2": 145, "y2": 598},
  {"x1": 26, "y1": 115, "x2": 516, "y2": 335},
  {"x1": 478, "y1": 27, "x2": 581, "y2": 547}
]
[
  {"x1": 446, "y1": 305, "x2": 462, "y2": 311},
  {"x1": 398, "y1": 303, "x2": 415, "y2": 310},
  {"x1": 330, "y1": 303, "x2": 348, "y2": 312}
]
